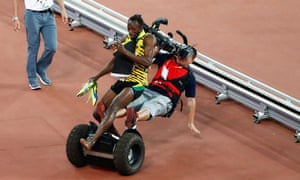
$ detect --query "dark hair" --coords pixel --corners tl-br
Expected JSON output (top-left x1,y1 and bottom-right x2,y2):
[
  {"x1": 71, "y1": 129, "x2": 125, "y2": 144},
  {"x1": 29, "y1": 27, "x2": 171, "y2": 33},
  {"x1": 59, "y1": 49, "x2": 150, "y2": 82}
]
[
  {"x1": 128, "y1": 14, "x2": 144, "y2": 26},
  {"x1": 178, "y1": 45, "x2": 197, "y2": 59},
  {"x1": 191, "y1": 47, "x2": 197, "y2": 59}
]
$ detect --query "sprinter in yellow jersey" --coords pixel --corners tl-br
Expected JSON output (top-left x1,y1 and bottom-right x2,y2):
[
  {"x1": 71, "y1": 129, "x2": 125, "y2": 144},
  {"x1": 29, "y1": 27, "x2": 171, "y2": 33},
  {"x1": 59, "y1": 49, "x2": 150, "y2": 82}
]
[{"x1": 80, "y1": 14, "x2": 157, "y2": 150}]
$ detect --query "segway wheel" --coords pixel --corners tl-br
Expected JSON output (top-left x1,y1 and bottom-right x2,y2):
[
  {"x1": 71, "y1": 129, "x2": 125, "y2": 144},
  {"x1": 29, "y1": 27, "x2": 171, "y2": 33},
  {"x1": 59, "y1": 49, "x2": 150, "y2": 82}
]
[
  {"x1": 66, "y1": 124, "x2": 89, "y2": 167},
  {"x1": 113, "y1": 131, "x2": 145, "y2": 175}
]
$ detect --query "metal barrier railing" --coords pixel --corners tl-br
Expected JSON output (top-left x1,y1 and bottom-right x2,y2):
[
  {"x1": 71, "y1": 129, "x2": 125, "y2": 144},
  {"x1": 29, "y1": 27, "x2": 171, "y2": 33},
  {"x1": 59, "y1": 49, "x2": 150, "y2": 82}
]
[
  {"x1": 191, "y1": 55, "x2": 300, "y2": 142},
  {"x1": 54, "y1": 0, "x2": 127, "y2": 38},
  {"x1": 53, "y1": 0, "x2": 300, "y2": 142}
]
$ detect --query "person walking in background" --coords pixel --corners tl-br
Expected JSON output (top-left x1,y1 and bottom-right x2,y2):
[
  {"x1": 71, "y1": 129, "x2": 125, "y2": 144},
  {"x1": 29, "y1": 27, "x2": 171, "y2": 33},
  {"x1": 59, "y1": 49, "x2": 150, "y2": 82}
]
[{"x1": 12, "y1": 0, "x2": 68, "y2": 90}]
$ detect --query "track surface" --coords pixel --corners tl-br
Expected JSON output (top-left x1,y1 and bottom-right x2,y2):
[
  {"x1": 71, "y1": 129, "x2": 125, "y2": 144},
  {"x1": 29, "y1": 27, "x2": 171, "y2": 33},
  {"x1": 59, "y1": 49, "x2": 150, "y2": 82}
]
[{"x1": 1, "y1": 0, "x2": 299, "y2": 179}]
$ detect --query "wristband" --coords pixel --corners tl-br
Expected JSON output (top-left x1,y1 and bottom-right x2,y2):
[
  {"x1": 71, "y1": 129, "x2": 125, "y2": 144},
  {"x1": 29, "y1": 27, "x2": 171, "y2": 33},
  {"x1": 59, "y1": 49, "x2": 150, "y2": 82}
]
[{"x1": 12, "y1": 16, "x2": 19, "y2": 22}]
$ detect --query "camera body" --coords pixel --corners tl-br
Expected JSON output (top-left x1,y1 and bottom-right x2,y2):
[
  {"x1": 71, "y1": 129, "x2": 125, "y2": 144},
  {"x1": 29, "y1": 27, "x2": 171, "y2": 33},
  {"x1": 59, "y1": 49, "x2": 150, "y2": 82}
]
[
  {"x1": 144, "y1": 18, "x2": 193, "y2": 59},
  {"x1": 154, "y1": 31, "x2": 193, "y2": 59}
]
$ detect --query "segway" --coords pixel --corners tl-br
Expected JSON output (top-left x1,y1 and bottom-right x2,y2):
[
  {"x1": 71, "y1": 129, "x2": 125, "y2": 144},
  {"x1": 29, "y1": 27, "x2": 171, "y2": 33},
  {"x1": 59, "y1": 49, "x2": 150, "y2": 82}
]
[{"x1": 65, "y1": 121, "x2": 145, "y2": 175}]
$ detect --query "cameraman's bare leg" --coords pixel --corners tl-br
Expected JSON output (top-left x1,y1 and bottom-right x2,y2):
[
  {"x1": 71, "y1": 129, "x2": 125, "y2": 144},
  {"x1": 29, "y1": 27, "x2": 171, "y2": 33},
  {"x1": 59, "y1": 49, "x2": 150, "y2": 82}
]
[
  {"x1": 136, "y1": 109, "x2": 151, "y2": 121},
  {"x1": 124, "y1": 108, "x2": 152, "y2": 128},
  {"x1": 116, "y1": 108, "x2": 151, "y2": 121},
  {"x1": 116, "y1": 108, "x2": 126, "y2": 118},
  {"x1": 80, "y1": 88, "x2": 135, "y2": 150}
]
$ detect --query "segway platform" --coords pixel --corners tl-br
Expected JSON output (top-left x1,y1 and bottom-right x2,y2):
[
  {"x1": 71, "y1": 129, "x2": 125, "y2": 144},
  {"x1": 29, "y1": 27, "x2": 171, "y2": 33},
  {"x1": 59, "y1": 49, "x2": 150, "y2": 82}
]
[{"x1": 66, "y1": 122, "x2": 145, "y2": 175}]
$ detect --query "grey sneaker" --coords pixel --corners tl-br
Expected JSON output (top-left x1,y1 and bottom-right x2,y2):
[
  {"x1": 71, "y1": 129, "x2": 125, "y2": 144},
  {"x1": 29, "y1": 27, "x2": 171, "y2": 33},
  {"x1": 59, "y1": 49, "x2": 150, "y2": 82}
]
[
  {"x1": 29, "y1": 82, "x2": 41, "y2": 90},
  {"x1": 37, "y1": 73, "x2": 51, "y2": 86}
]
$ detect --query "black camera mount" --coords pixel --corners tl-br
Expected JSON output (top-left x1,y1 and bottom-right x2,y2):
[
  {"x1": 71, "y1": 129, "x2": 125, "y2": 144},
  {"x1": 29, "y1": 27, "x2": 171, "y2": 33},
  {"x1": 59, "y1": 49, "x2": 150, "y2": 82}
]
[{"x1": 143, "y1": 17, "x2": 194, "y2": 59}]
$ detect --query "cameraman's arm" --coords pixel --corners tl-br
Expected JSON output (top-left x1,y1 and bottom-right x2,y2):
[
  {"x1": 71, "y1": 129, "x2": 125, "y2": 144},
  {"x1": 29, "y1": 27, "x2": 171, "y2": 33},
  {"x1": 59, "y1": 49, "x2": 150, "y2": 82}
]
[
  {"x1": 116, "y1": 34, "x2": 156, "y2": 66},
  {"x1": 186, "y1": 97, "x2": 200, "y2": 134},
  {"x1": 185, "y1": 74, "x2": 200, "y2": 134}
]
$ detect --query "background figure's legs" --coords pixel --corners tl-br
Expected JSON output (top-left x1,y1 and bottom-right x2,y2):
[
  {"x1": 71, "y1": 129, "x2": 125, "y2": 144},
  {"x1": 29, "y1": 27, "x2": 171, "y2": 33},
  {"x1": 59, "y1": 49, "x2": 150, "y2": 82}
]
[
  {"x1": 37, "y1": 11, "x2": 57, "y2": 85},
  {"x1": 24, "y1": 10, "x2": 41, "y2": 88}
]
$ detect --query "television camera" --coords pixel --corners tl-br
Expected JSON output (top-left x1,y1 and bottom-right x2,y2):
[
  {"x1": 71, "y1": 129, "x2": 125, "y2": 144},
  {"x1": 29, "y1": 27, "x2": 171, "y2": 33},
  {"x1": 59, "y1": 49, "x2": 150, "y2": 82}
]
[
  {"x1": 103, "y1": 17, "x2": 194, "y2": 59},
  {"x1": 143, "y1": 17, "x2": 194, "y2": 59}
]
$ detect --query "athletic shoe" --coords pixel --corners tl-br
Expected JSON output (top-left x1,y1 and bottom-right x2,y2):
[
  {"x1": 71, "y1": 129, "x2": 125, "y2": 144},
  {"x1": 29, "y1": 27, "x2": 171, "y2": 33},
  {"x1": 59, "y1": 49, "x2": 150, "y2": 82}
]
[
  {"x1": 29, "y1": 83, "x2": 41, "y2": 90},
  {"x1": 37, "y1": 73, "x2": 51, "y2": 86},
  {"x1": 125, "y1": 107, "x2": 137, "y2": 129}
]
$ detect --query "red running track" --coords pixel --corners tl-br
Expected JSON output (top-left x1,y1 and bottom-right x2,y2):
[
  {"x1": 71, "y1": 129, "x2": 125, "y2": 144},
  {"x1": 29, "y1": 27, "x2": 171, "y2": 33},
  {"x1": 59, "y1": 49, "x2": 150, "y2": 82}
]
[{"x1": 0, "y1": 0, "x2": 299, "y2": 179}]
